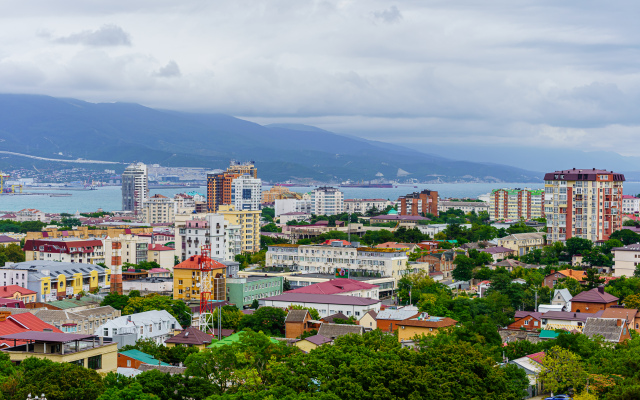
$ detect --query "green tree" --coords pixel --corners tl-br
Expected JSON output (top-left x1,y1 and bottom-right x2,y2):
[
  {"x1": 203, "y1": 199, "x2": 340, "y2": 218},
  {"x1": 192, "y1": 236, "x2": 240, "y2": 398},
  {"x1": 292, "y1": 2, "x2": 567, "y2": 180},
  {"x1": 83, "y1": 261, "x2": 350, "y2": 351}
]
[
  {"x1": 565, "y1": 237, "x2": 593, "y2": 258},
  {"x1": 261, "y1": 223, "x2": 281, "y2": 233},
  {"x1": 100, "y1": 292, "x2": 130, "y2": 311},
  {"x1": 0, "y1": 243, "x2": 25, "y2": 262},
  {"x1": 261, "y1": 207, "x2": 275, "y2": 223},
  {"x1": 584, "y1": 268, "x2": 605, "y2": 289},
  {"x1": 288, "y1": 304, "x2": 320, "y2": 320},
  {"x1": 624, "y1": 293, "x2": 640, "y2": 309},
  {"x1": 212, "y1": 305, "x2": 245, "y2": 330},
  {"x1": 538, "y1": 346, "x2": 586, "y2": 395},
  {"x1": 610, "y1": 229, "x2": 640, "y2": 245},
  {"x1": 123, "y1": 294, "x2": 191, "y2": 327},
  {"x1": 554, "y1": 277, "x2": 585, "y2": 297},
  {"x1": 238, "y1": 306, "x2": 287, "y2": 336},
  {"x1": 452, "y1": 255, "x2": 475, "y2": 281},
  {"x1": 97, "y1": 382, "x2": 158, "y2": 400}
]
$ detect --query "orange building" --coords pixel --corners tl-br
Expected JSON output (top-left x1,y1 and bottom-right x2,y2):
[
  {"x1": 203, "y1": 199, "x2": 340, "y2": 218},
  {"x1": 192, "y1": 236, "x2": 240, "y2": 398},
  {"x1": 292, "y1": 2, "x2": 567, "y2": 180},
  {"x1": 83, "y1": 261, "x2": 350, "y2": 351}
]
[
  {"x1": 207, "y1": 161, "x2": 257, "y2": 212},
  {"x1": 571, "y1": 287, "x2": 619, "y2": 313},
  {"x1": 173, "y1": 255, "x2": 227, "y2": 302},
  {"x1": 399, "y1": 190, "x2": 438, "y2": 217}
]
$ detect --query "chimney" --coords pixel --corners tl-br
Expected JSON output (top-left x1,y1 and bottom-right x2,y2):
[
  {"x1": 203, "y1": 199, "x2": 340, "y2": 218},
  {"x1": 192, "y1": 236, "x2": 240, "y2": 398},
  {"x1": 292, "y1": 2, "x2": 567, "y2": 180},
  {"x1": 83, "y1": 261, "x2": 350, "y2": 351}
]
[
  {"x1": 617, "y1": 319, "x2": 622, "y2": 327},
  {"x1": 598, "y1": 286, "x2": 605, "y2": 294},
  {"x1": 574, "y1": 313, "x2": 577, "y2": 317}
]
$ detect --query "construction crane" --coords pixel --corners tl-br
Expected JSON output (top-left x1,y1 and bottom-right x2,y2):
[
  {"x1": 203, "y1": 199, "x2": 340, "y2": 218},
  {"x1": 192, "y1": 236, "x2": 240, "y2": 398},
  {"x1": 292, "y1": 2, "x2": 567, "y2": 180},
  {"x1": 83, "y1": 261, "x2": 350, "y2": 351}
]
[{"x1": 0, "y1": 172, "x2": 9, "y2": 194}]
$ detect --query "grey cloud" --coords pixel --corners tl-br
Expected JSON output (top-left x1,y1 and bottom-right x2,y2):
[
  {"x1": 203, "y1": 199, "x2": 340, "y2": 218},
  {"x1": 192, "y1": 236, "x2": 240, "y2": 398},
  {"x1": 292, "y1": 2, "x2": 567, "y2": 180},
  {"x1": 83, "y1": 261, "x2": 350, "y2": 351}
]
[
  {"x1": 373, "y1": 6, "x2": 402, "y2": 24},
  {"x1": 53, "y1": 24, "x2": 131, "y2": 46},
  {"x1": 154, "y1": 61, "x2": 181, "y2": 78}
]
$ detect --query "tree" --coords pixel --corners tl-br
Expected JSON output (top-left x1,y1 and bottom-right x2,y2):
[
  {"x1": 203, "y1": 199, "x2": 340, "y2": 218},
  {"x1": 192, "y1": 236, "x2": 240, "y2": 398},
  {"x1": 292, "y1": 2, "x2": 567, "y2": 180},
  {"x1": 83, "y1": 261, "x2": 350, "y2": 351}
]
[
  {"x1": 261, "y1": 223, "x2": 280, "y2": 233},
  {"x1": 283, "y1": 278, "x2": 291, "y2": 291},
  {"x1": 610, "y1": 229, "x2": 640, "y2": 245},
  {"x1": 452, "y1": 255, "x2": 475, "y2": 281},
  {"x1": 250, "y1": 299, "x2": 259, "y2": 309},
  {"x1": 538, "y1": 346, "x2": 586, "y2": 395},
  {"x1": 123, "y1": 294, "x2": 191, "y2": 328},
  {"x1": 238, "y1": 306, "x2": 287, "y2": 336},
  {"x1": 100, "y1": 292, "x2": 130, "y2": 311},
  {"x1": 261, "y1": 207, "x2": 275, "y2": 223},
  {"x1": 554, "y1": 277, "x2": 585, "y2": 297},
  {"x1": 624, "y1": 293, "x2": 640, "y2": 309},
  {"x1": 584, "y1": 268, "x2": 605, "y2": 289},
  {"x1": 212, "y1": 305, "x2": 244, "y2": 330},
  {"x1": 0, "y1": 243, "x2": 25, "y2": 263},
  {"x1": 565, "y1": 237, "x2": 593, "y2": 257},
  {"x1": 97, "y1": 382, "x2": 159, "y2": 400}
]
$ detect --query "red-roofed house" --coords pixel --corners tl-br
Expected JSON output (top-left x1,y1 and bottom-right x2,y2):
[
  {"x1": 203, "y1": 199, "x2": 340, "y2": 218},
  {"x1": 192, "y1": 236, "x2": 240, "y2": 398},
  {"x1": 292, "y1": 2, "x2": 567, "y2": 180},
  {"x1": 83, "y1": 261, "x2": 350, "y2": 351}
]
[
  {"x1": 147, "y1": 243, "x2": 175, "y2": 271},
  {"x1": 147, "y1": 268, "x2": 171, "y2": 278},
  {"x1": 24, "y1": 238, "x2": 105, "y2": 264},
  {"x1": 0, "y1": 311, "x2": 62, "y2": 348},
  {"x1": 286, "y1": 278, "x2": 379, "y2": 299},
  {"x1": 0, "y1": 285, "x2": 37, "y2": 304},
  {"x1": 507, "y1": 311, "x2": 543, "y2": 331},
  {"x1": 571, "y1": 287, "x2": 619, "y2": 313}
]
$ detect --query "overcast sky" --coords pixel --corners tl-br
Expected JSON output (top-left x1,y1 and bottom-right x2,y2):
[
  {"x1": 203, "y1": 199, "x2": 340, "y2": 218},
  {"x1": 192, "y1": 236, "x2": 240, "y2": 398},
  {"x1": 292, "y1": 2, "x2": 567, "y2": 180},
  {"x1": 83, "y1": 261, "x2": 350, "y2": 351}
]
[{"x1": 1, "y1": 1, "x2": 638, "y2": 154}]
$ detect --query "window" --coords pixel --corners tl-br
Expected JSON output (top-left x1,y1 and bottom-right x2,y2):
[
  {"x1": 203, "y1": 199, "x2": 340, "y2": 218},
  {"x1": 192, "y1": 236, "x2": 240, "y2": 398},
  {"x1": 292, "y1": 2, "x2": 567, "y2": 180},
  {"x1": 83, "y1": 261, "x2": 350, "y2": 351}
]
[
  {"x1": 127, "y1": 359, "x2": 131, "y2": 367},
  {"x1": 88, "y1": 355, "x2": 102, "y2": 370},
  {"x1": 104, "y1": 328, "x2": 109, "y2": 336}
]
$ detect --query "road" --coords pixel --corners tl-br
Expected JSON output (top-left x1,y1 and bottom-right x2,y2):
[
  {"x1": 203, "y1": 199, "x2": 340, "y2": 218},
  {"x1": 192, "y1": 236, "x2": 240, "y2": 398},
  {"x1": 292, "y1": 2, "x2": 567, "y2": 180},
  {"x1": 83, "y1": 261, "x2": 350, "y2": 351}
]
[{"x1": 0, "y1": 150, "x2": 121, "y2": 164}]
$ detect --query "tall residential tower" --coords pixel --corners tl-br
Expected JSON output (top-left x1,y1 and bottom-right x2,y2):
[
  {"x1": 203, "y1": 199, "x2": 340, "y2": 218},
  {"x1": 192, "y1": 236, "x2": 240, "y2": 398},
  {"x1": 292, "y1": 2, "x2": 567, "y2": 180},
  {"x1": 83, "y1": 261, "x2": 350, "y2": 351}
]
[{"x1": 121, "y1": 163, "x2": 149, "y2": 215}]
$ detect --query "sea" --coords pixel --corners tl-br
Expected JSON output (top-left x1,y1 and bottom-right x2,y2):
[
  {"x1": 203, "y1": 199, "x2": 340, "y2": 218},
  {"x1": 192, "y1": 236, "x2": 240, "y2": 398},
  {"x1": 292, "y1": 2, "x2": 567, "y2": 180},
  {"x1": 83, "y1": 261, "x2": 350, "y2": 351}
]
[{"x1": 2, "y1": 182, "x2": 640, "y2": 214}]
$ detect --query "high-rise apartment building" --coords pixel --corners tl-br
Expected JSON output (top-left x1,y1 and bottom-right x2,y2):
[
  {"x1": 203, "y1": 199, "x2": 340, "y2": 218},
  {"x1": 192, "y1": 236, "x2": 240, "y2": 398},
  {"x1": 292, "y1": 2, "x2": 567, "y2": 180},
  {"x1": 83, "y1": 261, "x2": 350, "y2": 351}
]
[
  {"x1": 544, "y1": 168, "x2": 625, "y2": 243},
  {"x1": 179, "y1": 214, "x2": 228, "y2": 261},
  {"x1": 231, "y1": 174, "x2": 262, "y2": 211},
  {"x1": 399, "y1": 190, "x2": 438, "y2": 217},
  {"x1": 142, "y1": 194, "x2": 176, "y2": 224},
  {"x1": 218, "y1": 205, "x2": 261, "y2": 253},
  {"x1": 310, "y1": 187, "x2": 344, "y2": 216},
  {"x1": 207, "y1": 161, "x2": 257, "y2": 212},
  {"x1": 489, "y1": 188, "x2": 544, "y2": 221},
  {"x1": 122, "y1": 163, "x2": 149, "y2": 214}
]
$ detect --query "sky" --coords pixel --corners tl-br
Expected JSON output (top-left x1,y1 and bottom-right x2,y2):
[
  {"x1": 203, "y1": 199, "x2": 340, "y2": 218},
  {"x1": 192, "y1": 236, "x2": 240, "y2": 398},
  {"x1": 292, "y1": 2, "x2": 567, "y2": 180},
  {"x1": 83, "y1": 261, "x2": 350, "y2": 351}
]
[{"x1": 1, "y1": 1, "x2": 639, "y2": 156}]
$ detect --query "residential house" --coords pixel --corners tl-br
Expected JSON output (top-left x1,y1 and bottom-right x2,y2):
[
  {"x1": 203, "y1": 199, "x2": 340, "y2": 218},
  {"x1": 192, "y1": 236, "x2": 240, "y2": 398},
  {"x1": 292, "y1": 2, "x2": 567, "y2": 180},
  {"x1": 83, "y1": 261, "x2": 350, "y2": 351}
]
[
  {"x1": 571, "y1": 287, "x2": 619, "y2": 313},
  {"x1": 583, "y1": 317, "x2": 631, "y2": 343},
  {"x1": 397, "y1": 313, "x2": 457, "y2": 346},
  {"x1": 0, "y1": 285, "x2": 37, "y2": 304},
  {"x1": 478, "y1": 246, "x2": 515, "y2": 262},
  {"x1": 370, "y1": 214, "x2": 430, "y2": 224},
  {"x1": 165, "y1": 326, "x2": 213, "y2": 350},
  {"x1": 398, "y1": 190, "x2": 438, "y2": 217},
  {"x1": 509, "y1": 352, "x2": 545, "y2": 398},
  {"x1": 601, "y1": 307, "x2": 640, "y2": 330},
  {"x1": 508, "y1": 311, "x2": 543, "y2": 331},
  {"x1": 612, "y1": 243, "x2": 640, "y2": 278},
  {"x1": 173, "y1": 255, "x2": 227, "y2": 303},
  {"x1": 358, "y1": 310, "x2": 377, "y2": 330},
  {"x1": 118, "y1": 349, "x2": 172, "y2": 369},
  {"x1": 285, "y1": 309, "x2": 314, "y2": 339},
  {"x1": 0, "y1": 331, "x2": 118, "y2": 373},
  {"x1": 285, "y1": 278, "x2": 379, "y2": 299},
  {"x1": 438, "y1": 201, "x2": 489, "y2": 215},
  {"x1": 540, "y1": 310, "x2": 604, "y2": 332},
  {"x1": 94, "y1": 310, "x2": 181, "y2": 348},
  {"x1": 147, "y1": 245, "x2": 175, "y2": 271},
  {"x1": 0, "y1": 310, "x2": 62, "y2": 348},
  {"x1": 416, "y1": 250, "x2": 457, "y2": 279},
  {"x1": 294, "y1": 334, "x2": 333, "y2": 353},
  {"x1": 622, "y1": 195, "x2": 640, "y2": 214},
  {"x1": 496, "y1": 233, "x2": 545, "y2": 257},
  {"x1": 23, "y1": 238, "x2": 105, "y2": 265},
  {"x1": 321, "y1": 312, "x2": 349, "y2": 323},
  {"x1": 375, "y1": 242, "x2": 420, "y2": 253},
  {"x1": 344, "y1": 198, "x2": 392, "y2": 214},
  {"x1": 208, "y1": 330, "x2": 280, "y2": 348},
  {"x1": 279, "y1": 212, "x2": 311, "y2": 224},
  {"x1": 0, "y1": 235, "x2": 20, "y2": 247},
  {"x1": 376, "y1": 306, "x2": 421, "y2": 332},
  {"x1": 226, "y1": 276, "x2": 283, "y2": 309},
  {"x1": 31, "y1": 306, "x2": 120, "y2": 335},
  {"x1": 491, "y1": 259, "x2": 540, "y2": 272},
  {"x1": 262, "y1": 293, "x2": 380, "y2": 319},
  {"x1": 551, "y1": 288, "x2": 573, "y2": 311},
  {"x1": 317, "y1": 323, "x2": 364, "y2": 341},
  {"x1": 542, "y1": 269, "x2": 587, "y2": 288}
]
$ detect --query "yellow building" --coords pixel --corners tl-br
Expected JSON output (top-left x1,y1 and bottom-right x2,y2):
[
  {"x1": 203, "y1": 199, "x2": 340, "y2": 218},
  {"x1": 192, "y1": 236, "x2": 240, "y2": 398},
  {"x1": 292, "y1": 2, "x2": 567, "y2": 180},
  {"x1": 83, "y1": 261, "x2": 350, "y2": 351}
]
[
  {"x1": 218, "y1": 205, "x2": 261, "y2": 253},
  {"x1": 173, "y1": 255, "x2": 227, "y2": 302},
  {"x1": 397, "y1": 315, "x2": 457, "y2": 345},
  {"x1": 496, "y1": 232, "x2": 545, "y2": 257},
  {"x1": 294, "y1": 334, "x2": 333, "y2": 353},
  {"x1": 261, "y1": 186, "x2": 303, "y2": 203},
  {"x1": 0, "y1": 331, "x2": 118, "y2": 373},
  {"x1": 358, "y1": 310, "x2": 378, "y2": 331},
  {"x1": 0, "y1": 285, "x2": 37, "y2": 304}
]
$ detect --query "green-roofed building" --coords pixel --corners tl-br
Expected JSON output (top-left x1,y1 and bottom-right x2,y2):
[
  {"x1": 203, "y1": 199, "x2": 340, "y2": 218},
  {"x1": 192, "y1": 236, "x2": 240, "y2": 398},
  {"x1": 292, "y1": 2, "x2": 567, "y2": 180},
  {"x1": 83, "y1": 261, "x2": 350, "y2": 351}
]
[
  {"x1": 539, "y1": 330, "x2": 560, "y2": 340},
  {"x1": 207, "y1": 331, "x2": 280, "y2": 348},
  {"x1": 489, "y1": 188, "x2": 544, "y2": 221},
  {"x1": 118, "y1": 349, "x2": 172, "y2": 367},
  {"x1": 46, "y1": 296, "x2": 101, "y2": 310}
]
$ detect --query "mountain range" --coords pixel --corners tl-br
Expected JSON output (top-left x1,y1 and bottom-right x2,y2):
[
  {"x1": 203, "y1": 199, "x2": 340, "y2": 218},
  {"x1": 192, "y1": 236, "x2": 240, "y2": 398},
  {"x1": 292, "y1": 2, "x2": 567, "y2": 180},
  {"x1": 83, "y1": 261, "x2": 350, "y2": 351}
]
[{"x1": 0, "y1": 94, "x2": 542, "y2": 182}]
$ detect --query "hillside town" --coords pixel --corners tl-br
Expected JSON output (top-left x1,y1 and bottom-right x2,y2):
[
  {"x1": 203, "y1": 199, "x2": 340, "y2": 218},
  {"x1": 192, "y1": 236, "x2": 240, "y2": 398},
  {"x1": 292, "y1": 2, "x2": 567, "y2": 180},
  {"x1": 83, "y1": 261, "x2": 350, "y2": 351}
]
[{"x1": 1, "y1": 164, "x2": 640, "y2": 399}]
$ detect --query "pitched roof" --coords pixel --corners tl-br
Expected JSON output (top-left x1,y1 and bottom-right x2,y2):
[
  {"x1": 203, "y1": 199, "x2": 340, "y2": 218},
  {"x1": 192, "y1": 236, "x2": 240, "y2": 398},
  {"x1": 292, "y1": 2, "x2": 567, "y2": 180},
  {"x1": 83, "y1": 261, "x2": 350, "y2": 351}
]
[
  {"x1": 526, "y1": 351, "x2": 545, "y2": 364},
  {"x1": 0, "y1": 235, "x2": 19, "y2": 243},
  {"x1": 361, "y1": 310, "x2": 377, "y2": 320},
  {"x1": 514, "y1": 311, "x2": 543, "y2": 320},
  {"x1": 285, "y1": 309, "x2": 310, "y2": 323},
  {"x1": 612, "y1": 243, "x2": 640, "y2": 252},
  {"x1": 303, "y1": 334, "x2": 332, "y2": 346},
  {"x1": 265, "y1": 293, "x2": 380, "y2": 306},
  {"x1": 542, "y1": 310, "x2": 604, "y2": 322},
  {"x1": 148, "y1": 244, "x2": 174, "y2": 251},
  {"x1": 317, "y1": 323, "x2": 364, "y2": 339},
  {"x1": 0, "y1": 285, "x2": 37, "y2": 298},
  {"x1": 164, "y1": 326, "x2": 212, "y2": 345},
  {"x1": 137, "y1": 364, "x2": 186, "y2": 375},
  {"x1": 174, "y1": 255, "x2": 227, "y2": 270},
  {"x1": 286, "y1": 278, "x2": 378, "y2": 295},
  {"x1": 539, "y1": 330, "x2": 560, "y2": 339},
  {"x1": 322, "y1": 312, "x2": 348, "y2": 323},
  {"x1": 119, "y1": 349, "x2": 172, "y2": 366},
  {"x1": 556, "y1": 269, "x2": 588, "y2": 281},
  {"x1": 583, "y1": 318, "x2": 627, "y2": 342},
  {"x1": 397, "y1": 316, "x2": 457, "y2": 329},
  {"x1": 479, "y1": 246, "x2": 515, "y2": 255},
  {"x1": 600, "y1": 307, "x2": 638, "y2": 323},
  {"x1": 553, "y1": 288, "x2": 573, "y2": 303},
  {"x1": 571, "y1": 287, "x2": 619, "y2": 304}
]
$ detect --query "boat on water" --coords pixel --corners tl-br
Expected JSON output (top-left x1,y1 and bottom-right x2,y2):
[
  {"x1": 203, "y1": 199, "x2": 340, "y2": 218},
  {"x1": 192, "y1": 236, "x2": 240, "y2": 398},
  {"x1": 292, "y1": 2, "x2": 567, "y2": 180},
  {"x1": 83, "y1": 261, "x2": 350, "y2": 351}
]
[{"x1": 339, "y1": 183, "x2": 394, "y2": 188}]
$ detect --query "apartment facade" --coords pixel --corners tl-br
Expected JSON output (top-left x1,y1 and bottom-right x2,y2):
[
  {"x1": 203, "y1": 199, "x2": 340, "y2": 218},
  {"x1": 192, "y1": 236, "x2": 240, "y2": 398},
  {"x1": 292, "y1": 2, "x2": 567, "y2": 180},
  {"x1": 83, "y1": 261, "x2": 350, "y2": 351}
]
[
  {"x1": 231, "y1": 174, "x2": 262, "y2": 211},
  {"x1": 121, "y1": 163, "x2": 149, "y2": 215},
  {"x1": 0, "y1": 261, "x2": 111, "y2": 302},
  {"x1": 218, "y1": 205, "x2": 261, "y2": 253},
  {"x1": 311, "y1": 187, "x2": 344, "y2": 216},
  {"x1": 95, "y1": 310, "x2": 180, "y2": 346},
  {"x1": 544, "y1": 168, "x2": 624, "y2": 243},
  {"x1": 398, "y1": 190, "x2": 438, "y2": 217},
  {"x1": 24, "y1": 238, "x2": 105, "y2": 265},
  {"x1": 344, "y1": 199, "x2": 392, "y2": 214},
  {"x1": 265, "y1": 243, "x2": 408, "y2": 284},
  {"x1": 612, "y1": 243, "x2": 640, "y2": 277},
  {"x1": 275, "y1": 198, "x2": 313, "y2": 217},
  {"x1": 226, "y1": 276, "x2": 284, "y2": 309},
  {"x1": 142, "y1": 194, "x2": 175, "y2": 224},
  {"x1": 179, "y1": 214, "x2": 227, "y2": 261},
  {"x1": 207, "y1": 161, "x2": 257, "y2": 212},
  {"x1": 438, "y1": 201, "x2": 489, "y2": 215},
  {"x1": 173, "y1": 255, "x2": 227, "y2": 302},
  {"x1": 489, "y1": 188, "x2": 544, "y2": 221},
  {"x1": 622, "y1": 195, "x2": 640, "y2": 214}
]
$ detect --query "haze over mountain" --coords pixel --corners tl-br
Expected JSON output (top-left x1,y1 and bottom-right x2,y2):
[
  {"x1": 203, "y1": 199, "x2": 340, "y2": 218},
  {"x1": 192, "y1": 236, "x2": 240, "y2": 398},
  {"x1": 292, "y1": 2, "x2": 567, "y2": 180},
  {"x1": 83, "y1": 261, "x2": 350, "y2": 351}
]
[{"x1": 0, "y1": 94, "x2": 541, "y2": 183}]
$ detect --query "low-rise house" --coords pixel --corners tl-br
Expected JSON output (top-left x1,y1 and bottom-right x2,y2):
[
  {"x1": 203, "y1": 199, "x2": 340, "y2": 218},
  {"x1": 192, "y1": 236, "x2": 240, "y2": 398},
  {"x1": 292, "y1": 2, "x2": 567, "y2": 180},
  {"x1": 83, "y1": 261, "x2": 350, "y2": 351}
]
[
  {"x1": 285, "y1": 278, "x2": 379, "y2": 299},
  {"x1": 0, "y1": 235, "x2": 20, "y2": 247},
  {"x1": 397, "y1": 313, "x2": 457, "y2": 346},
  {"x1": 491, "y1": 259, "x2": 541, "y2": 271},
  {"x1": 370, "y1": 215, "x2": 430, "y2": 224},
  {"x1": 509, "y1": 352, "x2": 544, "y2": 398},
  {"x1": 261, "y1": 293, "x2": 381, "y2": 319},
  {"x1": 438, "y1": 201, "x2": 489, "y2": 214},
  {"x1": 147, "y1": 245, "x2": 176, "y2": 271},
  {"x1": 279, "y1": 212, "x2": 311, "y2": 224},
  {"x1": 0, "y1": 285, "x2": 37, "y2": 304},
  {"x1": 165, "y1": 326, "x2": 212, "y2": 350},
  {"x1": 0, "y1": 310, "x2": 63, "y2": 348},
  {"x1": 31, "y1": 306, "x2": 120, "y2": 335},
  {"x1": 478, "y1": 246, "x2": 515, "y2": 262},
  {"x1": 496, "y1": 232, "x2": 545, "y2": 257},
  {"x1": 148, "y1": 268, "x2": 171, "y2": 278},
  {"x1": 321, "y1": 312, "x2": 349, "y2": 323},
  {"x1": 375, "y1": 242, "x2": 420, "y2": 253},
  {"x1": 0, "y1": 298, "x2": 24, "y2": 308},
  {"x1": 540, "y1": 310, "x2": 604, "y2": 332},
  {"x1": 285, "y1": 309, "x2": 314, "y2": 339},
  {"x1": 358, "y1": 310, "x2": 377, "y2": 330},
  {"x1": 376, "y1": 306, "x2": 420, "y2": 332},
  {"x1": 583, "y1": 317, "x2": 631, "y2": 343},
  {"x1": 551, "y1": 288, "x2": 572, "y2": 311},
  {"x1": 508, "y1": 311, "x2": 543, "y2": 331},
  {"x1": 570, "y1": 287, "x2": 618, "y2": 313},
  {"x1": 612, "y1": 243, "x2": 640, "y2": 278},
  {"x1": 416, "y1": 250, "x2": 457, "y2": 279},
  {"x1": 117, "y1": 349, "x2": 172, "y2": 369},
  {"x1": 94, "y1": 310, "x2": 181, "y2": 348},
  {"x1": 317, "y1": 323, "x2": 364, "y2": 341},
  {"x1": 600, "y1": 307, "x2": 640, "y2": 330},
  {"x1": 0, "y1": 331, "x2": 118, "y2": 373},
  {"x1": 543, "y1": 269, "x2": 587, "y2": 288},
  {"x1": 294, "y1": 334, "x2": 332, "y2": 353},
  {"x1": 122, "y1": 277, "x2": 173, "y2": 296}
]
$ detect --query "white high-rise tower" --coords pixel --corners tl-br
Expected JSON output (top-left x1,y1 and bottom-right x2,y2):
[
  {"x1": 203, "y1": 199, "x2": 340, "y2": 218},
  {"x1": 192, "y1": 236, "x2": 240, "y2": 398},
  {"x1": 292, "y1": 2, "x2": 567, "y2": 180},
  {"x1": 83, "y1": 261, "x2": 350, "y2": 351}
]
[{"x1": 121, "y1": 163, "x2": 149, "y2": 214}]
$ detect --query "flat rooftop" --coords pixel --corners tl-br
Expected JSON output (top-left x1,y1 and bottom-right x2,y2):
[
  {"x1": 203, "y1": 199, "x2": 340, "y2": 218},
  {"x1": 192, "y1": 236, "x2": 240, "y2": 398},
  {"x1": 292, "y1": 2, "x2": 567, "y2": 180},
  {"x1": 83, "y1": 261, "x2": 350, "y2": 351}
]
[{"x1": 0, "y1": 332, "x2": 97, "y2": 343}]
